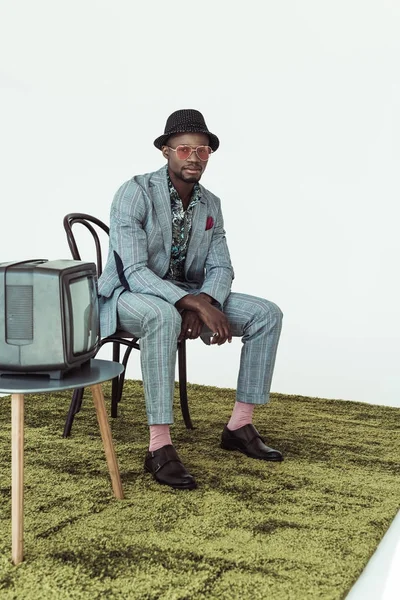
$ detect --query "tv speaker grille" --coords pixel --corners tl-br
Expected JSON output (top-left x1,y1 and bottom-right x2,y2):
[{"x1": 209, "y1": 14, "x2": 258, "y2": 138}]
[{"x1": 6, "y1": 285, "x2": 34, "y2": 340}]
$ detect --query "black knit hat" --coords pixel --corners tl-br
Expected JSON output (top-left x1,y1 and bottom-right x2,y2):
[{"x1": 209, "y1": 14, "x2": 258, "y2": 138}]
[{"x1": 154, "y1": 109, "x2": 219, "y2": 152}]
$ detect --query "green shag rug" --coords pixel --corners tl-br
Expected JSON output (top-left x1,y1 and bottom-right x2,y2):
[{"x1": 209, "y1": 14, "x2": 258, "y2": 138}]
[{"x1": 0, "y1": 381, "x2": 399, "y2": 600}]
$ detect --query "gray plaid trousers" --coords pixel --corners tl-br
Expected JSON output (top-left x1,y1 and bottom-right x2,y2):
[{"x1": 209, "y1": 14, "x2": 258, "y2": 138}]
[{"x1": 117, "y1": 291, "x2": 283, "y2": 425}]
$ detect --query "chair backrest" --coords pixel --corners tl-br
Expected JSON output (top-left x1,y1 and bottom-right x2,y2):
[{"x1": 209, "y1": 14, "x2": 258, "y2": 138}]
[{"x1": 63, "y1": 213, "x2": 109, "y2": 277}]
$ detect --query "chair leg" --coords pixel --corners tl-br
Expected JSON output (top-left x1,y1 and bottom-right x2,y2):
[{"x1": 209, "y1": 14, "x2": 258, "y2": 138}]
[
  {"x1": 116, "y1": 345, "x2": 134, "y2": 405},
  {"x1": 62, "y1": 387, "x2": 84, "y2": 438},
  {"x1": 178, "y1": 340, "x2": 194, "y2": 430},
  {"x1": 111, "y1": 343, "x2": 120, "y2": 418}
]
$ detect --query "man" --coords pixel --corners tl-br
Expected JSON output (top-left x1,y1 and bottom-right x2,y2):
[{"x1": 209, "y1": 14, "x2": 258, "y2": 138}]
[{"x1": 98, "y1": 109, "x2": 283, "y2": 490}]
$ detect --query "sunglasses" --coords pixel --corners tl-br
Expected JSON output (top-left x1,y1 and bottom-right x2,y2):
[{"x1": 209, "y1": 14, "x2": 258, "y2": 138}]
[{"x1": 167, "y1": 145, "x2": 213, "y2": 161}]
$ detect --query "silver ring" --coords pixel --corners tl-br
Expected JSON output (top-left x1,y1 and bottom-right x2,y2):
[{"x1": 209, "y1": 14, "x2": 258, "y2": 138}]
[
  {"x1": 212, "y1": 332, "x2": 219, "y2": 338},
  {"x1": 187, "y1": 328, "x2": 192, "y2": 333}
]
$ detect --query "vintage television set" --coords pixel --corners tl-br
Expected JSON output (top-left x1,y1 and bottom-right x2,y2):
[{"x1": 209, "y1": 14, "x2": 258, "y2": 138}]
[{"x1": 0, "y1": 259, "x2": 100, "y2": 379}]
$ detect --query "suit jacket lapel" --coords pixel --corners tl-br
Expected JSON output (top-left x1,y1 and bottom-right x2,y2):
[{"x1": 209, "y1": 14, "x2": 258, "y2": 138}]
[
  {"x1": 149, "y1": 166, "x2": 172, "y2": 257},
  {"x1": 185, "y1": 196, "x2": 207, "y2": 275}
]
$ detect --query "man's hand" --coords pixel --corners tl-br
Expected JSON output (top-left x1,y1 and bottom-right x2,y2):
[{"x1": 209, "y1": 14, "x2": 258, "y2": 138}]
[
  {"x1": 175, "y1": 294, "x2": 232, "y2": 345},
  {"x1": 178, "y1": 310, "x2": 204, "y2": 342}
]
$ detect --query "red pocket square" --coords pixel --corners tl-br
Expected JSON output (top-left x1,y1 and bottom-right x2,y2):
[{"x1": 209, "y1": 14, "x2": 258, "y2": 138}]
[{"x1": 205, "y1": 216, "x2": 214, "y2": 230}]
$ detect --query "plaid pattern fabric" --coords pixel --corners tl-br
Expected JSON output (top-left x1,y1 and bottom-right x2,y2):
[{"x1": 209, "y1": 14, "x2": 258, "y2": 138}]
[
  {"x1": 98, "y1": 164, "x2": 282, "y2": 424},
  {"x1": 117, "y1": 290, "x2": 283, "y2": 424},
  {"x1": 98, "y1": 165, "x2": 234, "y2": 338}
]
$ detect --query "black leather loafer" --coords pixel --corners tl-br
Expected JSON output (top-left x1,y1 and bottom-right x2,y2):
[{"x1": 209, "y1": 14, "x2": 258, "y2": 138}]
[
  {"x1": 220, "y1": 424, "x2": 283, "y2": 461},
  {"x1": 144, "y1": 444, "x2": 197, "y2": 490}
]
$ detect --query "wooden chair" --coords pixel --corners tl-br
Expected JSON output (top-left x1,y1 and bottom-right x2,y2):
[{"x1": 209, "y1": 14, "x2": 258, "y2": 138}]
[{"x1": 62, "y1": 213, "x2": 193, "y2": 437}]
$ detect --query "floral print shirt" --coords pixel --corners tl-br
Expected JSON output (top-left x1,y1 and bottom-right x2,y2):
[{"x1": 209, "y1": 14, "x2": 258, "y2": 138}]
[{"x1": 165, "y1": 171, "x2": 201, "y2": 281}]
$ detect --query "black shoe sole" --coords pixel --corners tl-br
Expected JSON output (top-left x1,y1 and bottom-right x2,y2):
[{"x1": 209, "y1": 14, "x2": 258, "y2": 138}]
[
  {"x1": 144, "y1": 466, "x2": 197, "y2": 490},
  {"x1": 220, "y1": 442, "x2": 284, "y2": 461}
]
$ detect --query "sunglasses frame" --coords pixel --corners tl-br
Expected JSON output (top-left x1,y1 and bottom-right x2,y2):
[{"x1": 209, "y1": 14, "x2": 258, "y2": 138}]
[{"x1": 166, "y1": 145, "x2": 213, "y2": 161}]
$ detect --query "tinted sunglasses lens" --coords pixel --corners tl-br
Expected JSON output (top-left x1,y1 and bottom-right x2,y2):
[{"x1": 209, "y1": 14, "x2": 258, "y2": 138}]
[
  {"x1": 196, "y1": 146, "x2": 212, "y2": 161},
  {"x1": 176, "y1": 145, "x2": 192, "y2": 160}
]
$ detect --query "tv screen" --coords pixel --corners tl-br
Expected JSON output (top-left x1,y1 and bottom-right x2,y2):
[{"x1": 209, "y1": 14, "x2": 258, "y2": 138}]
[
  {"x1": 0, "y1": 259, "x2": 100, "y2": 379},
  {"x1": 68, "y1": 274, "x2": 99, "y2": 355}
]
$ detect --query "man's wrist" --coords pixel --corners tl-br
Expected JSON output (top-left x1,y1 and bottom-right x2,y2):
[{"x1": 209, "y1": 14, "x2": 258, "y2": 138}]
[
  {"x1": 197, "y1": 292, "x2": 214, "y2": 304},
  {"x1": 175, "y1": 293, "x2": 214, "y2": 313},
  {"x1": 175, "y1": 294, "x2": 201, "y2": 311}
]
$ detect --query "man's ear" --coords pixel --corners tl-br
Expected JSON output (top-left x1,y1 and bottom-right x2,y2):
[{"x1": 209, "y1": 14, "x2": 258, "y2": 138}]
[{"x1": 161, "y1": 146, "x2": 169, "y2": 160}]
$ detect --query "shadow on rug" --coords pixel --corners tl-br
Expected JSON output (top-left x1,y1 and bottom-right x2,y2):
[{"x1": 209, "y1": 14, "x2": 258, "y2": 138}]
[{"x1": 0, "y1": 381, "x2": 399, "y2": 599}]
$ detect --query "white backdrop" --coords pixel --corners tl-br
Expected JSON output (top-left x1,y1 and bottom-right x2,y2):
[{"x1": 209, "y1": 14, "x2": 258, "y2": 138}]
[{"x1": 1, "y1": 0, "x2": 399, "y2": 407}]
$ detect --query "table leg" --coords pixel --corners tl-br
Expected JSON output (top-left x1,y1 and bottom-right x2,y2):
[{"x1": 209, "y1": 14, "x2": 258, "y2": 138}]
[
  {"x1": 90, "y1": 384, "x2": 124, "y2": 499},
  {"x1": 11, "y1": 393, "x2": 24, "y2": 565}
]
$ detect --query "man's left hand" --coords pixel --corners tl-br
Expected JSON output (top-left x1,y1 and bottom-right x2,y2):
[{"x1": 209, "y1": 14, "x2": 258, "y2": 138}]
[{"x1": 178, "y1": 310, "x2": 204, "y2": 341}]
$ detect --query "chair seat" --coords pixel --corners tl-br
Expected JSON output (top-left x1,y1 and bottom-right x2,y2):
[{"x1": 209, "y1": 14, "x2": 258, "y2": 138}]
[
  {"x1": 99, "y1": 332, "x2": 140, "y2": 352},
  {"x1": 108, "y1": 330, "x2": 139, "y2": 340}
]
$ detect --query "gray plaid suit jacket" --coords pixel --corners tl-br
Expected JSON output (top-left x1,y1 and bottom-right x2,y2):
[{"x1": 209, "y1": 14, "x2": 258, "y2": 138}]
[{"x1": 98, "y1": 165, "x2": 234, "y2": 337}]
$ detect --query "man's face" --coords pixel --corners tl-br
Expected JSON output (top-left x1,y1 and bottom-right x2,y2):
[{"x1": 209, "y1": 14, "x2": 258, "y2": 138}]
[{"x1": 162, "y1": 133, "x2": 210, "y2": 184}]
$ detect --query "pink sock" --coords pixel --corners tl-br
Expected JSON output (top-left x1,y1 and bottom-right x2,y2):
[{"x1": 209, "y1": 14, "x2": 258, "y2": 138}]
[
  {"x1": 227, "y1": 402, "x2": 255, "y2": 431},
  {"x1": 149, "y1": 425, "x2": 172, "y2": 452}
]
